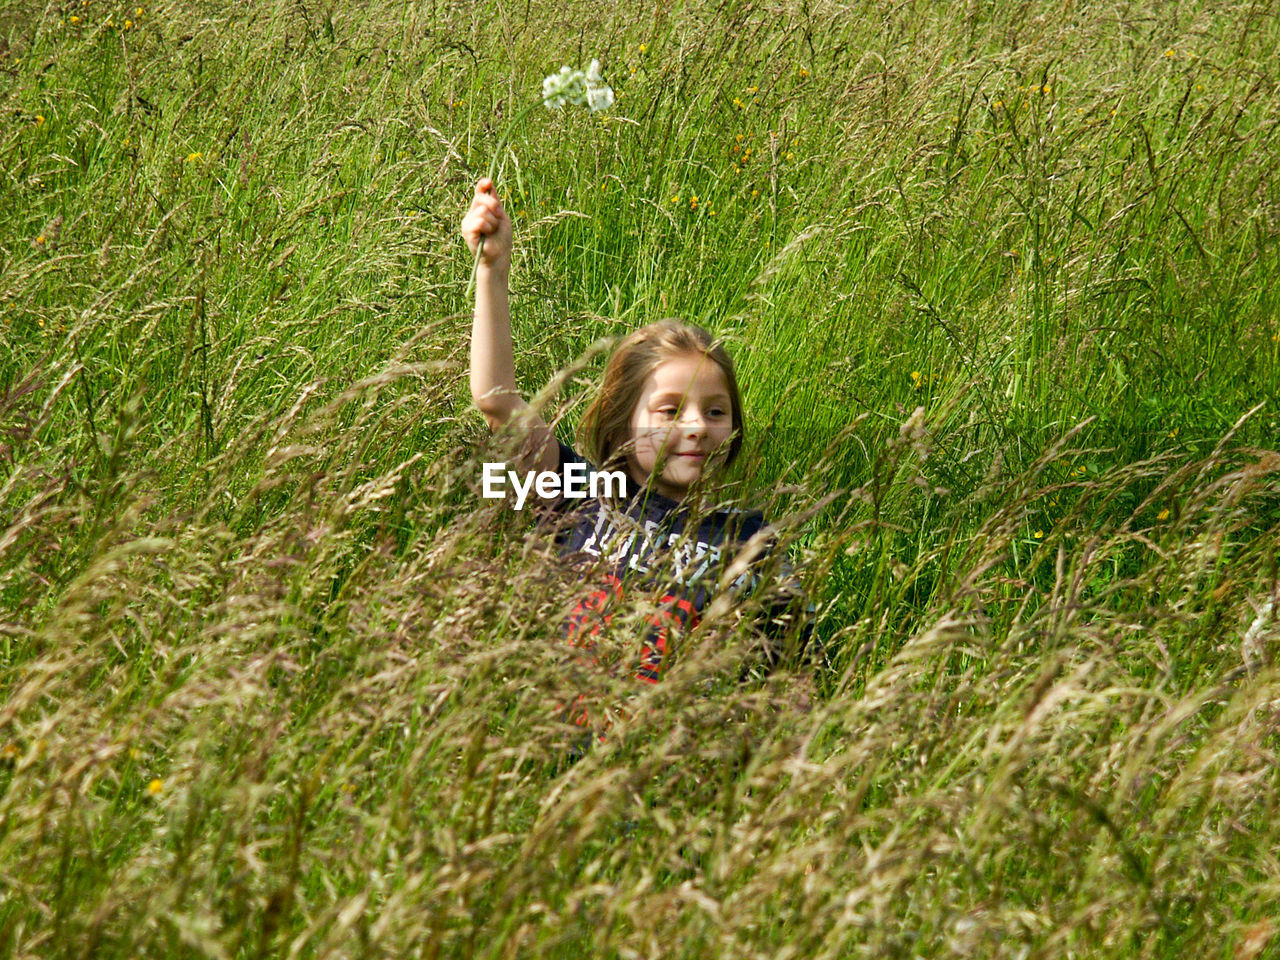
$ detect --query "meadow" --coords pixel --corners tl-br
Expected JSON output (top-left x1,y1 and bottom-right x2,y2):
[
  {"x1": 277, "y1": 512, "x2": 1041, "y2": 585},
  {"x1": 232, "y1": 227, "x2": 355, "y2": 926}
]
[{"x1": 1, "y1": 0, "x2": 1279, "y2": 956}]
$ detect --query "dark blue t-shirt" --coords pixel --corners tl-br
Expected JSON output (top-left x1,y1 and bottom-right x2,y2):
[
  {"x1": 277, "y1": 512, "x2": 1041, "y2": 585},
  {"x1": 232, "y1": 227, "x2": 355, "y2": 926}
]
[{"x1": 544, "y1": 441, "x2": 809, "y2": 684}]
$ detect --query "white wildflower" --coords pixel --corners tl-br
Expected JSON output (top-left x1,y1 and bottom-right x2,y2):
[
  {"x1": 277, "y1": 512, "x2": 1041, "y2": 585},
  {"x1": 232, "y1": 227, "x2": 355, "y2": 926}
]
[
  {"x1": 585, "y1": 59, "x2": 615, "y2": 112},
  {"x1": 542, "y1": 60, "x2": 613, "y2": 112},
  {"x1": 542, "y1": 65, "x2": 583, "y2": 109}
]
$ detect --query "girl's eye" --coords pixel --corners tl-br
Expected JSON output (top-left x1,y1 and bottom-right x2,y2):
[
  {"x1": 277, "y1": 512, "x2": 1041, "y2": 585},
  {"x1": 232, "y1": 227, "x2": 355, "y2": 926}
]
[
  {"x1": 657, "y1": 407, "x2": 678, "y2": 420},
  {"x1": 709, "y1": 408, "x2": 727, "y2": 418}
]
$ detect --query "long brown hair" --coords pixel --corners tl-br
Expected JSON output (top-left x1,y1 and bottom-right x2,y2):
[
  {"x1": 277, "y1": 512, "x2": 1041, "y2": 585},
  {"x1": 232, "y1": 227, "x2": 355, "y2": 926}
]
[{"x1": 578, "y1": 319, "x2": 745, "y2": 472}]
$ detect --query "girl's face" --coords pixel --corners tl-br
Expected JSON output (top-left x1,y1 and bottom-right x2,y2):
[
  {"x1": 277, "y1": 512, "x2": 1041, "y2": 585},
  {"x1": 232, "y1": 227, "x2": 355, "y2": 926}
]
[{"x1": 626, "y1": 353, "x2": 736, "y2": 501}]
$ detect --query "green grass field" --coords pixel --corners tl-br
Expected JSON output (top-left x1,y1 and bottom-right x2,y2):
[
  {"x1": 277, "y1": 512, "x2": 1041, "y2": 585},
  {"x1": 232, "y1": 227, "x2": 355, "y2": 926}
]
[{"x1": 2, "y1": 0, "x2": 1279, "y2": 956}]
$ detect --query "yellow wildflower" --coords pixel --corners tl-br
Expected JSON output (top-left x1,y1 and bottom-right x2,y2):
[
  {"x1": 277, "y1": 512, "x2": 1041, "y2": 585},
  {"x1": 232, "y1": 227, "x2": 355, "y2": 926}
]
[
  {"x1": 1041, "y1": 84, "x2": 1051, "y2": 94},
  {"x1": 1156, "y1": 509, "x2": 1170, "y2": 521},
  {"x1": 1, "y1": 744, "x2": 17, "y2": 759},
  {"x1": 35, "y1": 115, "x2": 45, "y2": 126},
  {"x1": 785, "y1": 152, "x2": 793, "y2": 160},
  {"x1": 798, "y1": 67, "x2": 809, "y2": 78},
  {"x1": 186, "y1": 151, "x2": 202, "y2": 162},
  {"x1": 747, "y1": 86, "x2": 758, "y2": 94},
  {"x1": 1164, "y1": 49, "x2": 1175, "y2": 57},
  {"x1": 751, "y1": 189, "x2": 758, "y2": 197},
  {"x1": 670, "y1": 195, "x2": 679, "y2": 204},
  {"x1": 910, "y1": 370, "x2": 922, "y2": 388},
  {"x1": 148, "y1": 778, "x2": 164, "y2": 795},
  {"x1": 124, "y1": 18, "x2": 132, "y2": 28},
  {"x1": 992, "y1": 100, "x2": 1004, "y2": 109},
  {"x1": 34, "y1": 235, "x2": 45, "y2": 245},
  {"x1": 137, "y1": 5, "x2": 143, "y2": 13},
  {"x1": 733, "y1": 97, "x2": 744, "y2": 109},
  {"x1": 638, "y1": 43, "x2": 646, "y2": 53},
  {"x1": 70, "y1": 15, "x2": 79, "y2": 23},
  {"x1": 1033, "y1": 530, "x2": 1044, "y2": 539}
]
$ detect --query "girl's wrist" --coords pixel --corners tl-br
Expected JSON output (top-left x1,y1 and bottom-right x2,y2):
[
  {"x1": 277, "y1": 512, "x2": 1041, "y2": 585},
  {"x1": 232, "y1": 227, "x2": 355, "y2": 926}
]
[{"x1": 477, "y1": 260, "x2": 511, "y2": 279}]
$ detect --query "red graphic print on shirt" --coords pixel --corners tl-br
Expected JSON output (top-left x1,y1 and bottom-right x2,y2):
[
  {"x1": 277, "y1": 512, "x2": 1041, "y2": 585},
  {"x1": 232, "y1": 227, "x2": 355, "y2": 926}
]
[{"x1": 561, "y1": 576, "x2": 702, "y2": 730}]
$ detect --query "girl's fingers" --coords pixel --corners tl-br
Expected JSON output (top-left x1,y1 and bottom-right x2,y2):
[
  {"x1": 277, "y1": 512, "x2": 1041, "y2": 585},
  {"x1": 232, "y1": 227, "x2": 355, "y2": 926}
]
[
  {"x1": 463, "y1": 213, "x2": 499, "y2": 236},
  {"x1": 476, "y1": 178, "x2": 504, "y2": 208},
  {"x1": 469, "y1": 196, "x2": 502, "y2": 219}
]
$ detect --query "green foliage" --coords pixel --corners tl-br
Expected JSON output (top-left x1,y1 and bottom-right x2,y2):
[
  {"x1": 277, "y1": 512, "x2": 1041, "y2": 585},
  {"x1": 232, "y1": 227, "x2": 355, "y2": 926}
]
[{"x1": 1, "y1": 0, "x2": 1279, "y2": 956}]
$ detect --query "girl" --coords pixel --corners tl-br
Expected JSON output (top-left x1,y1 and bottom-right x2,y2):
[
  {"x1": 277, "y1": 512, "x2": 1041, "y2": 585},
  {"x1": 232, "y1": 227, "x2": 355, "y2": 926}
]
[{"x1": 461, "y1": 177, "x2": 811, "y2": 714}]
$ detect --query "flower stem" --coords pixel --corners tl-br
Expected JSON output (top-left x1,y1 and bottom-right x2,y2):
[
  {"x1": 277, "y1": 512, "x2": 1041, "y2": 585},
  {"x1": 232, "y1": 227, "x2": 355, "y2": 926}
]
[{"x1": 467, "y1": 100, "x2": 552, "y2": 300}]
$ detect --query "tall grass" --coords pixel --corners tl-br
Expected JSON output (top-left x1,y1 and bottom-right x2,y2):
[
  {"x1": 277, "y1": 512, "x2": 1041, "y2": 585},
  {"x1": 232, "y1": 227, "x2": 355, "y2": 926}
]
[{"x1": 1, "y1": 0, "x2": 1278, "y2": 956}]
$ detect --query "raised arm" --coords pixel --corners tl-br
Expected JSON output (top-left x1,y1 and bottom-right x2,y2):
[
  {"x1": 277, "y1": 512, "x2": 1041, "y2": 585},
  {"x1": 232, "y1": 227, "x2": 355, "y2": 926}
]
[{"x1": 461, "y1": 177, "x2": 558, "y2": 474}]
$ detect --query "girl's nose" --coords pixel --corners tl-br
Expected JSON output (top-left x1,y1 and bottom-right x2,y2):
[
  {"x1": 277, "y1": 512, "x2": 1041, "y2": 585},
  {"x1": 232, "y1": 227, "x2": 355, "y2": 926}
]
[{"x1": 679, "y1": 412, "x2": 708, "y2": 435}]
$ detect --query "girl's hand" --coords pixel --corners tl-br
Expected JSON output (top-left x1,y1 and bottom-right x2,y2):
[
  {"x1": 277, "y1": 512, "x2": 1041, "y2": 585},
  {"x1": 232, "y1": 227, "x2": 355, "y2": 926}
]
[{"x1": 461, "y1": 177, "x2": 512, "y2": 270}]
